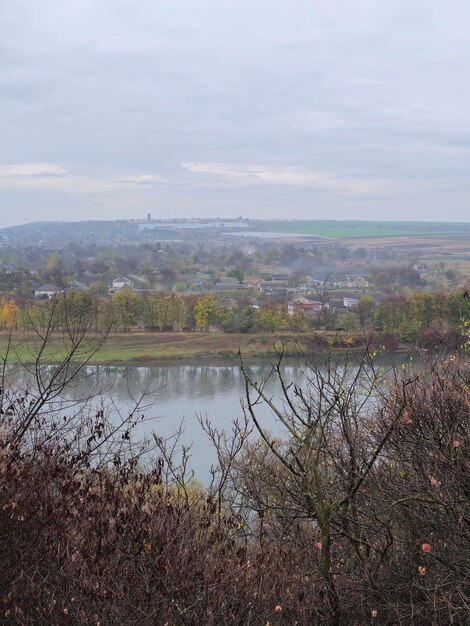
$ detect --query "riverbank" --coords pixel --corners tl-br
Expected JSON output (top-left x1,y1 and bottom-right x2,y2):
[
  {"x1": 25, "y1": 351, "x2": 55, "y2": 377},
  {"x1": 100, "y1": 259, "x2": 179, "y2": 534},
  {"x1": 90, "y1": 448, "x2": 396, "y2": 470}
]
[
  {"x1": 0, "y1": 330, "x2": 387, "y2": 365},
  {"x1": 93, "y1": 331, "x2": 305, "y2": 363}
]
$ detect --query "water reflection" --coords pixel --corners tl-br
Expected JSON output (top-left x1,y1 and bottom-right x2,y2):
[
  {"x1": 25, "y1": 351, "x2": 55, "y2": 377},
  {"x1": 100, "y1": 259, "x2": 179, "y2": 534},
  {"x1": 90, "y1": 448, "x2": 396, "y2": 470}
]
[{"x1": 6, "y1": 354, "x2": 408, "y2": 480}]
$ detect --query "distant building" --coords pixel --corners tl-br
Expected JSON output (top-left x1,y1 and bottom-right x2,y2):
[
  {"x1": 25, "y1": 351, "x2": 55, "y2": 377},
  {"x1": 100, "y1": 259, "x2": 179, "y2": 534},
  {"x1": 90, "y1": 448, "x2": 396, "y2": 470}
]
[
  {"x1": 326, "y1": 276, "x2": 369, "y2": 290},
  {"x1": 67, "y1": 280, "x2": 89, "y2": 292},
  {"x1": 272, "y1": 272, "x2": 290, "y2": 282},
  {"x1": 352, "y1": 276, "x2": 369, "y2": 288},
  {"x1": 259, "y1": 280, "x2": 289, "y2": 294},
  {"x1": 343, "y1": 297, "x2": 359, "y2": 309},
  {"x1": 214, "y1": 277, "x2": 239, "y2": 292},
  {"x1": 110, "y1": 276, "x2": 134, "y2": 293},
  {"x1": 214, "y1": 277, "x2": 252, "y2": 292},
  {"x1": 297, "y1": 277, "x2": 325, "y2": 292},
  {"x1": 288, "y1": 297, "x2": 329, "y2": 316},
  {"x1": 33, "y1": 284, "x2": 62, "y2": 299}
]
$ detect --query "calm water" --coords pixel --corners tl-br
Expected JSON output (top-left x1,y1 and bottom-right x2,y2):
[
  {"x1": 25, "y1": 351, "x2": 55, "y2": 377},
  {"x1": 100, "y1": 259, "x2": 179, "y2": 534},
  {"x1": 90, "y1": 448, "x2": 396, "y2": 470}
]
[{"x1": 6, "y1": 354, "x2": 409, "y2": 479}]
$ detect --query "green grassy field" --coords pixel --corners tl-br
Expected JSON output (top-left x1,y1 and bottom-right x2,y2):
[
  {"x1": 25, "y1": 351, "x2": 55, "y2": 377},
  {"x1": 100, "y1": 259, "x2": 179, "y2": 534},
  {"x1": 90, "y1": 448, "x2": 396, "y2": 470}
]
[
  {"x1": 0, "y1": 331, "x2": 317, "y2": 364},
  {"x1": 249, "y1": 220, "x2": 470, "y2": 239}
]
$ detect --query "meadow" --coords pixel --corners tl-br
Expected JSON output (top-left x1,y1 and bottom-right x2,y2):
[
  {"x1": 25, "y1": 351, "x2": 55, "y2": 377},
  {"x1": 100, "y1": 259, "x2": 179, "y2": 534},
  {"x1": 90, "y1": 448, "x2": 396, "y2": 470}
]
[{"x1": 0, "y1": 331, "x2": 318, "y2": 364}]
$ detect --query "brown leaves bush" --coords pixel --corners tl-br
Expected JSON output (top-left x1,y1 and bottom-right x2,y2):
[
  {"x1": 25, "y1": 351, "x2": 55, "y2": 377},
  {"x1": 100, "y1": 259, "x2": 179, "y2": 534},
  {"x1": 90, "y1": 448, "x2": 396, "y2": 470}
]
[{"x1": 0, "y1": 353, "x2": 469, "y2": 625}]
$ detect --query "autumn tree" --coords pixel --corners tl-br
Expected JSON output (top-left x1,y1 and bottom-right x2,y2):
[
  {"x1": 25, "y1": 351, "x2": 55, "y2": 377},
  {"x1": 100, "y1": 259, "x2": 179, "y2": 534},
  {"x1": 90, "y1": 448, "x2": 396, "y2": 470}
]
[
  {"x1": 112, "y1": 287, "x2": 140, "y2": 331},
  {"x1": 0, "y1": 301, "x2": 19, "y2": 329},
  {"x1": 357, "y1": 293, "x2": 374, "y2": 327},
  {"x1": 194, "y1": 294, "x2": 217, "y2": 331}
]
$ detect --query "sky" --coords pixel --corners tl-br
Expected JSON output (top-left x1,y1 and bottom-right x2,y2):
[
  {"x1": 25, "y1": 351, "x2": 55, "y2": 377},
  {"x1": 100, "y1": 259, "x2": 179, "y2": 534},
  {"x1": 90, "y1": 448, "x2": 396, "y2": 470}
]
[{"x1": 1, "y1": 0, "x2": 470, "y2": 227}]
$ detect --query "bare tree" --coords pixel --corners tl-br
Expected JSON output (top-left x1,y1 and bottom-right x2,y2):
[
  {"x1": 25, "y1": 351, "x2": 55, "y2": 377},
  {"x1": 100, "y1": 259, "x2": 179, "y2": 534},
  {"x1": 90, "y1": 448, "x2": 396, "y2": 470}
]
[{"x1": 230, "y1": 340, "x2": 469, "y2": 625}]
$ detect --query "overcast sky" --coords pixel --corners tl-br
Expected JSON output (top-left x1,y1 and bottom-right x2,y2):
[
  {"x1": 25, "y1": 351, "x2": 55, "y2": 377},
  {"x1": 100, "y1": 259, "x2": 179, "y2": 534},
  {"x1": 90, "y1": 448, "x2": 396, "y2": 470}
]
[{"x1": 1, "y1": 0, "x2": 470, "y2": 227}]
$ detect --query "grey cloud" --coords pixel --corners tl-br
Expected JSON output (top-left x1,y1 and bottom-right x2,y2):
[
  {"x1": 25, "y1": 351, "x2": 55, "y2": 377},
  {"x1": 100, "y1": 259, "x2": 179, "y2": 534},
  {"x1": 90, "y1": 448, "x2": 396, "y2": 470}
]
[
  {"x1": 0, "y1": 163, "x2": 67, "y2": 177},
  {"x1": 181, "y1": 162, "x2": 381, "y2": 194},
  {"x1": 1, "y1": 0, "x2": 470, "y2": 226}
]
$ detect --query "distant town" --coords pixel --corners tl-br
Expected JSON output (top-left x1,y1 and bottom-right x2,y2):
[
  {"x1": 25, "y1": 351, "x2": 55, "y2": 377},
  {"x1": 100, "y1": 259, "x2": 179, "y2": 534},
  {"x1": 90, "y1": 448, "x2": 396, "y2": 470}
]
[{"x1": 0, "y1": 218, "x2": 469, "y2": 343}]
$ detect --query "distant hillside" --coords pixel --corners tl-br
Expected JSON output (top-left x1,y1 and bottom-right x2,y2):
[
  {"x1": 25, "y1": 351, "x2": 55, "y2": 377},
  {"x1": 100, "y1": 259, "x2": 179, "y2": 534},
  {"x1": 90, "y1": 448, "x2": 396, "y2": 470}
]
[
  {"x1": 0, "y1": 220, "x2": 140, "y2": 245},
  {"x1": 0, "y1": 219, "x2": 244, "y2": 245},
  {"x1": 2, "y1": 218, "x2": 470, "y2": 247}
]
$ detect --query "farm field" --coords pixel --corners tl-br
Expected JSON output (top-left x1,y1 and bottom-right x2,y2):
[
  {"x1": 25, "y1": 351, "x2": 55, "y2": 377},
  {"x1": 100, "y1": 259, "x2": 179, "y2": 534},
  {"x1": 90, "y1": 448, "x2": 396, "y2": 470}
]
[
  {"x1": 249, "y1": 219, "x2": 470, "y2": 240},
  {"x1": 338, "y1": 233, "x2": 470, "y2": 254}
]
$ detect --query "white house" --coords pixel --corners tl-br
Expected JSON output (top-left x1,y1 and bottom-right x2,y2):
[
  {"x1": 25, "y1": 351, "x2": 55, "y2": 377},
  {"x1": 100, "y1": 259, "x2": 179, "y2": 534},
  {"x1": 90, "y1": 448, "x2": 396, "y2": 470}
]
[
  {"x1": 326, "y1": 276, "x2": 369, "y2": 290},
  {"x1": 343, "y1": 297, "x2": 359, "y2": 309},
  {"x1": 288, "y1": 297, "x2": 329, "y2": 316},
  {"x1": 33, "y1": 284, "x2": 62, "y2": 299},
  {"x1": 352, "y1": 276, "x2": 369, "y2": 288},
  {"x1": 110, "y1": 276, "x2": 134, "y2": 292}
]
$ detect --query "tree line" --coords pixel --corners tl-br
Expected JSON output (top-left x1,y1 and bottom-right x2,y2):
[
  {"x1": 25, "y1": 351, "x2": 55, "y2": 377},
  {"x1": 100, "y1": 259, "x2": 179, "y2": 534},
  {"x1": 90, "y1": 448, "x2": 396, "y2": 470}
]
[
  {"x1": 372, "y1": 291, "x2": 470, "y2": 344},
  {"x1": 0, "y1": 291, "x2": 296, "y2": 333},
  {"x1": 0, "y1": 289, "x2": 469, "y2": 344}
]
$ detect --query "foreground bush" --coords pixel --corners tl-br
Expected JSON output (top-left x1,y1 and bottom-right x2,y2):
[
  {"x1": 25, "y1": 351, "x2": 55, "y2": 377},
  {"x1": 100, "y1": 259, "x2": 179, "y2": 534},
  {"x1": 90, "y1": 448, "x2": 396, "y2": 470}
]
[{"x1": 0, "y1": 346, "x2": 469, "y2": 625}]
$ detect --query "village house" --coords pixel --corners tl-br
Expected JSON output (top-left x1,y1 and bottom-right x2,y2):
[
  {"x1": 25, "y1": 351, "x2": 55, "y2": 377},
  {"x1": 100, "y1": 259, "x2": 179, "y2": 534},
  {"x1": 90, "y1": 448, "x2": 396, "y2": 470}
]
[
  {"x1": 213, "y1": 277, "x2": 240, "y2": 292},
  {"x1": 343, "y1": 297, "x2": 359, "y2": 309},
  {"x1": 109, "y1": 276, "x2": 134, "y2": 293},
  {"x1": 305, "y1": 277, "x2": 325, "y2": 288},
  {"x1": 326, "y1": 276, "x2": 369, "y2": 289},
  {"x1": 33, "y1": 284, "x2": 62, "y2": 299},
  {"x1": 259, "y1": 280, "x2": 289, "y2": 294},
  {"x1": 213, "y1": 277, "x2": 252, "y2": 292},
  {"x1": 67, "y1": 280, "x2": 89, "y2": 292},
  {"x1": 271, "y1": 272, "x2": 290, "y2": 282},
  {"x1": 352, "y1": 276, "x2": 369, "y2": 288},
  {"x1": 288, "y1": 297, "x2": 329, "y2": 316},
  {"x1": 325, "y1": 277, "x2": 350, "y2": 289}
]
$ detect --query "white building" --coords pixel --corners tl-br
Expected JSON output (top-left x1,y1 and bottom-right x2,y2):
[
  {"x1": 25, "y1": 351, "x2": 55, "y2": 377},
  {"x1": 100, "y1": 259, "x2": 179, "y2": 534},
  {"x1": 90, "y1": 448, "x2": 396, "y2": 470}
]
[
  {"x1": 110, "y1": 276, "x2": 134, "y2": 292},
  {"x1": 343, "y1": 297, "x2": 359, "y2": 309},
  {"x1": 33, "y1": 284, "x2": 62, "y2": 299}
]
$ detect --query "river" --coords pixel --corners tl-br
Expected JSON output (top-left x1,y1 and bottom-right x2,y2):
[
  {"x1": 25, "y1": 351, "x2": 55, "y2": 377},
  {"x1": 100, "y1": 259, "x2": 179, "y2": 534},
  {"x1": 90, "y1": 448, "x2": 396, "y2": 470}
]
[{"x1": 5, "y1": 353, "x2": 413, "y2": 480}]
